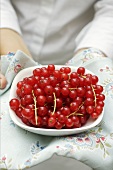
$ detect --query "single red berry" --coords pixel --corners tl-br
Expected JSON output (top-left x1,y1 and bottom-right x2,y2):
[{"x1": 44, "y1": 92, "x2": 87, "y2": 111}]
[
  {"x1": 95, "y1": 85, "x2": 103, "y2": 94},
  {"x1": 79, "y1": 105, "x2": 86, "y2": 114},
  {"x1": 53, "y1": 70, "x2": 61, "y2": 78},
  {"x1": 86, "y1": 105, "x2": 94, "y2": 114},
  {"x1": 92, "y1": 75, "x2": 99, "y2": 85},
  {"x1": 60, "y1": 80, "x2": 69, "y2": 87},
  {"x1": 69, "y1": 90, "x2": 77, "y2": 99},
  {"x1": 34, "y1": 88, "x2": 45, "y2": 96},
  {"x1": 55, "y1": 110, "x2": 61, "y2": 118},
  {"x1": 17, "y1": 81, "x2": 23, "y2": 89},
  {"x1": 16, "y1": 88, "x2": 24, "y2": 98},
  {"x1": 46, "y1": 95, "x2": 54, "y2": 103},
  {"x1": 24, "y1": 94, "x2": 34, "y2": 105},
  {"x1": 70, "y1": 102, "x2": 79, "y2": 112},
  {"x1": 26, "y1": 104, "x2": 35, "y2": 109},
  {"x1": 97, "y1": 94, "x2": 105, "y2": 101},
  {"x1": 73, "y1": 122, "x2": 81, "y2": 128},
  {"x1": 85, "y1": 90, "x2": 94, "y2": 98},
  {"x1": 91, "y1": 112, "x2": 99, "y2": 119},
  {"x1": 71, "y1": 116, "x2": 79, "y2": 125},
  {"x1": 84, "y1": 76, "x2": 92, "y2": 86},
  {"x1": 80, "y1": 115, "x2": 87, "y2": 125},
  {"x1": 42, "y1": 116, "x2": 49, "y2": 127},
  {"x1": 61, "y1": 87, "x2": 70, "y2": 96},
  {"x1": 61, "y1": 106, "x2": 71, "y2": 116},
  {"x1": 30, "y1": 116, "x2": 42, "y2": 127},
  {"x1": 25, "y1": 76, "x2": 36, "y2": 86},
  {"x1": 58, "y1": 114, "x2": 66, "y2": 123},
  {"x1": 56, "y1": 98, "x2": 63, "y2": 108},
  {"x1": 9, "y1": 98, "x2": 20, "y2": 111},
  {"x1": 60, "y1": 73, "x2": 69, "y2": 81},
  {"x1": 85, "y1": 98, "x2": 94, "y2": 106},
  {"x1": 39, "y1": 79, "x2": 50, "y2": 89},
  {"x1": 55, "y1": 121, "x2": 63, "y2": 129},
  {"x1": 65, "y1": 118, "x2": 73, "y2": 128},
  {"x1": 38, "y1": 106, "x2": 48, "y2": 116},
  {"x1": 64, "y1": 67, "x2": 71, "y2": 74},
  {"x1": 21, "y1": 117, "x2": 32, "y2": 126},
  {"x1": 97, "y1": 101, "x2": 104, "y2": 107},
  {"x1": 37, "y1": 95, "x2": 46, "y2": 106},
  {"x1": 73, "y1": 97, "x2": 83, "y2": 105},
  {"x1": 64, "y1": 97, "x2": 72, "y2": 106},
  {"x1": 54, "y1": 86, "x2": 61, "y2": 97},
  {"x1": 33, "y1": 68, "x2": 41, "y2": 76},
  {"x1": 20, "y1": 97, "x2": 26, "y2": 106},
  {"x1": 48, "y1": 117, "x2": 56, "y2": 127},
  {"x1": 44, "y1": 85, "x2": 54, "y2": 95},
  {"x1": 79, "y1": 77, "x2": 85, "y2": 86},
  {"x1": 77, "y1": 67, "x2": 85, "y2": 75},
  {"x1": 70, "y1": 72, "x2": 78, "y2": 78},
  {"x1": 76, "y1": 87, "x2": 86, "y2": 97},
  {"x1": 41, "y1": 69, "x2": 49, "y2": 77},
  {"x1": 21, "y1": 108, "x2": 34, "y2": 119},
  {"x1": 47, "y1": 64, "x2": 55, "y2": 72},
  {"x1": 22, "y1": 84, "x2": 33, "y2": 95},
  {"x1": 48, "y1": 76, "x2": 57, "y2": 87},
  {"x1": 70, "y1": 78, "x2": 79, "y2": 87},
  {"x1": 95, "y1": 105, "x2": 103, "y2": 115},
  {"x1": 60, "y1": 67, "x2": 65, "y2": 73},
  {"x1": 15, "y1": 107, "x2": 23, "y2": 118}
]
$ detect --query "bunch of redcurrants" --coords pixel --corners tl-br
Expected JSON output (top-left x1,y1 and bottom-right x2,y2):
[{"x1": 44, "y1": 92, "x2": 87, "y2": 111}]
[{"x1": 9, "y1": 65, "x2": 105, "y2": 129}]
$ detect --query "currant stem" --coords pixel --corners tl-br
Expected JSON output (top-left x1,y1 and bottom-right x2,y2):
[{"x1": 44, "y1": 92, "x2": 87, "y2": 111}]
[
  {"x1": 32, "y1": 90, "x2": 38, "y2": 125},
  {"x1": 20, "y1": 104, "x2": 24, "y2": 109},
  {"x1": 81, "y1": 75, "x2": 86, "y2": 78},
  {"x1": 52, "y1": 92, "x2": 56, "y2": 115},
  {"x1": 91, "y1": 84, "x2": 97, "y2": 107},
  {"x1": 75, "y1": 113, "x2": 83, "y2": 116},
  {"x1": 67, "y1": 102, "x2": 84, "y2": 118},
  {"x1": 67, "y1": 112, "x2": 83, "y2": 118},
  {"x1": 69, "y1": 88, "x2": 77, "y2": 90}
]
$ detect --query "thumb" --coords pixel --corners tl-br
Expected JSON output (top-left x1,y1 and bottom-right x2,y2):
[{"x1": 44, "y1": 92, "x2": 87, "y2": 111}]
[{"x1": 0, "y1": 73, "x2": 7, "y2": 89}]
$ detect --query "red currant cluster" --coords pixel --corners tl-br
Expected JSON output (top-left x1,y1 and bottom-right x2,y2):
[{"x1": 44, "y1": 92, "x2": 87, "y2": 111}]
[{"x1": 9, "y1": 65, "x2": 105, "y2": 129}]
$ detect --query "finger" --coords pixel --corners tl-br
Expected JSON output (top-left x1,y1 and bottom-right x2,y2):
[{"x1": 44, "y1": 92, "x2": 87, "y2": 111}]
[{"x1": 0, "y1": 73, "x2": 7, "y2": 89}]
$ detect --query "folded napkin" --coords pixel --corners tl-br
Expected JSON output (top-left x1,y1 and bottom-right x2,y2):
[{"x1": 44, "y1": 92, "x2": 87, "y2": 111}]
[
  {"x1": 0, "y1": 50, "x2": 113, "y2": 170},
  {"x1": 0, "y1": 50, "x2": 39, "y2": 96}
]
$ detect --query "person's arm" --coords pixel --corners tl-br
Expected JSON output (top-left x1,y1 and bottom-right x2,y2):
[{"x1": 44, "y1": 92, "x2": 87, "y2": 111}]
[
  {"x1": 1, "y1": 0, "x2": 31, "y2": 55},
  {"x1": 0, "y1": 28, "x2": 31, "y2": 56},
  {"x1": 0, "y1": 0, "x2": 32, "y2": 89},
  {"x1": 0, "y1": 28, "x2": 32, "y2": 89},
  {"x1": 74, "y1": 0, "x2": 113, "y2": 59},
  {"x1": 0, "y1": 28, "x2": 33, "y2": 90}
]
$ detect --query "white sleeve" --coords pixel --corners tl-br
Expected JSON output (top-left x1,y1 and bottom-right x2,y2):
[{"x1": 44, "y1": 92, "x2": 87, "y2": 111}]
[
  {"x1": 75, "y1": 0, "x2": 113, "y2": 59},
  {"x1": 1, "y1": 0, "x2": 21, "y2": 35}
]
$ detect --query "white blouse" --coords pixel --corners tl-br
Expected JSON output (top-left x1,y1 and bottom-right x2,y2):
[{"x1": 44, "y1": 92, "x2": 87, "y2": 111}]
[{"x1": 1, "y1": 0, "x2": 113, "y2": 64}]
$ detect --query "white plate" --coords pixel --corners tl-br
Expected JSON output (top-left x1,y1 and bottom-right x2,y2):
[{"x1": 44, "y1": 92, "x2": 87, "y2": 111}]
[{"x1": 9, "y1": 65, "x2": 104, "y2": 136}]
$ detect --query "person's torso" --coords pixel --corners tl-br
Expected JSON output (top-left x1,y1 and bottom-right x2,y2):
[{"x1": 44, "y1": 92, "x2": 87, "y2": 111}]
[{"x1": 11, "y1": 0, "x2": 96, "y2": 64}]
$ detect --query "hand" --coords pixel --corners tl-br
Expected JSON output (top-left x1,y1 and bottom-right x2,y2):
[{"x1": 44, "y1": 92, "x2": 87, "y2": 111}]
[
  {"x1": 0, "y1": 28, "x2": 32, "y2": 57},
  {"x1": 0, "y1": 73, "x2": 7, "y2": 89},
  {"x1": 75, "y1": 48, "x2": 107, "y2": 57},
  {"x1": 0, "y1": 28, "x2": 32, "y2": 89}
]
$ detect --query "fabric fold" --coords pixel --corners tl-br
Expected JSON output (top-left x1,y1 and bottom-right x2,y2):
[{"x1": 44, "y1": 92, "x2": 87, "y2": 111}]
[{"x1": 0, "y1": 50, "x2": 38, "y2": 96}]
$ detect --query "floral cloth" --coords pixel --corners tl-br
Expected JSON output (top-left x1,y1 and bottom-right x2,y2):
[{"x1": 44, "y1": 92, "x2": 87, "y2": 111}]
[{"x1": 0, "y1": 50, "x2": 113, "y2": 170}]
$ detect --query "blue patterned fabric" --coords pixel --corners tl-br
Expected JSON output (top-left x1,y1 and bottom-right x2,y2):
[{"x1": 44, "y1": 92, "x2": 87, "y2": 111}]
[{"x1": 0, "y1": 50, "x2": 113, "y2": 170}]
